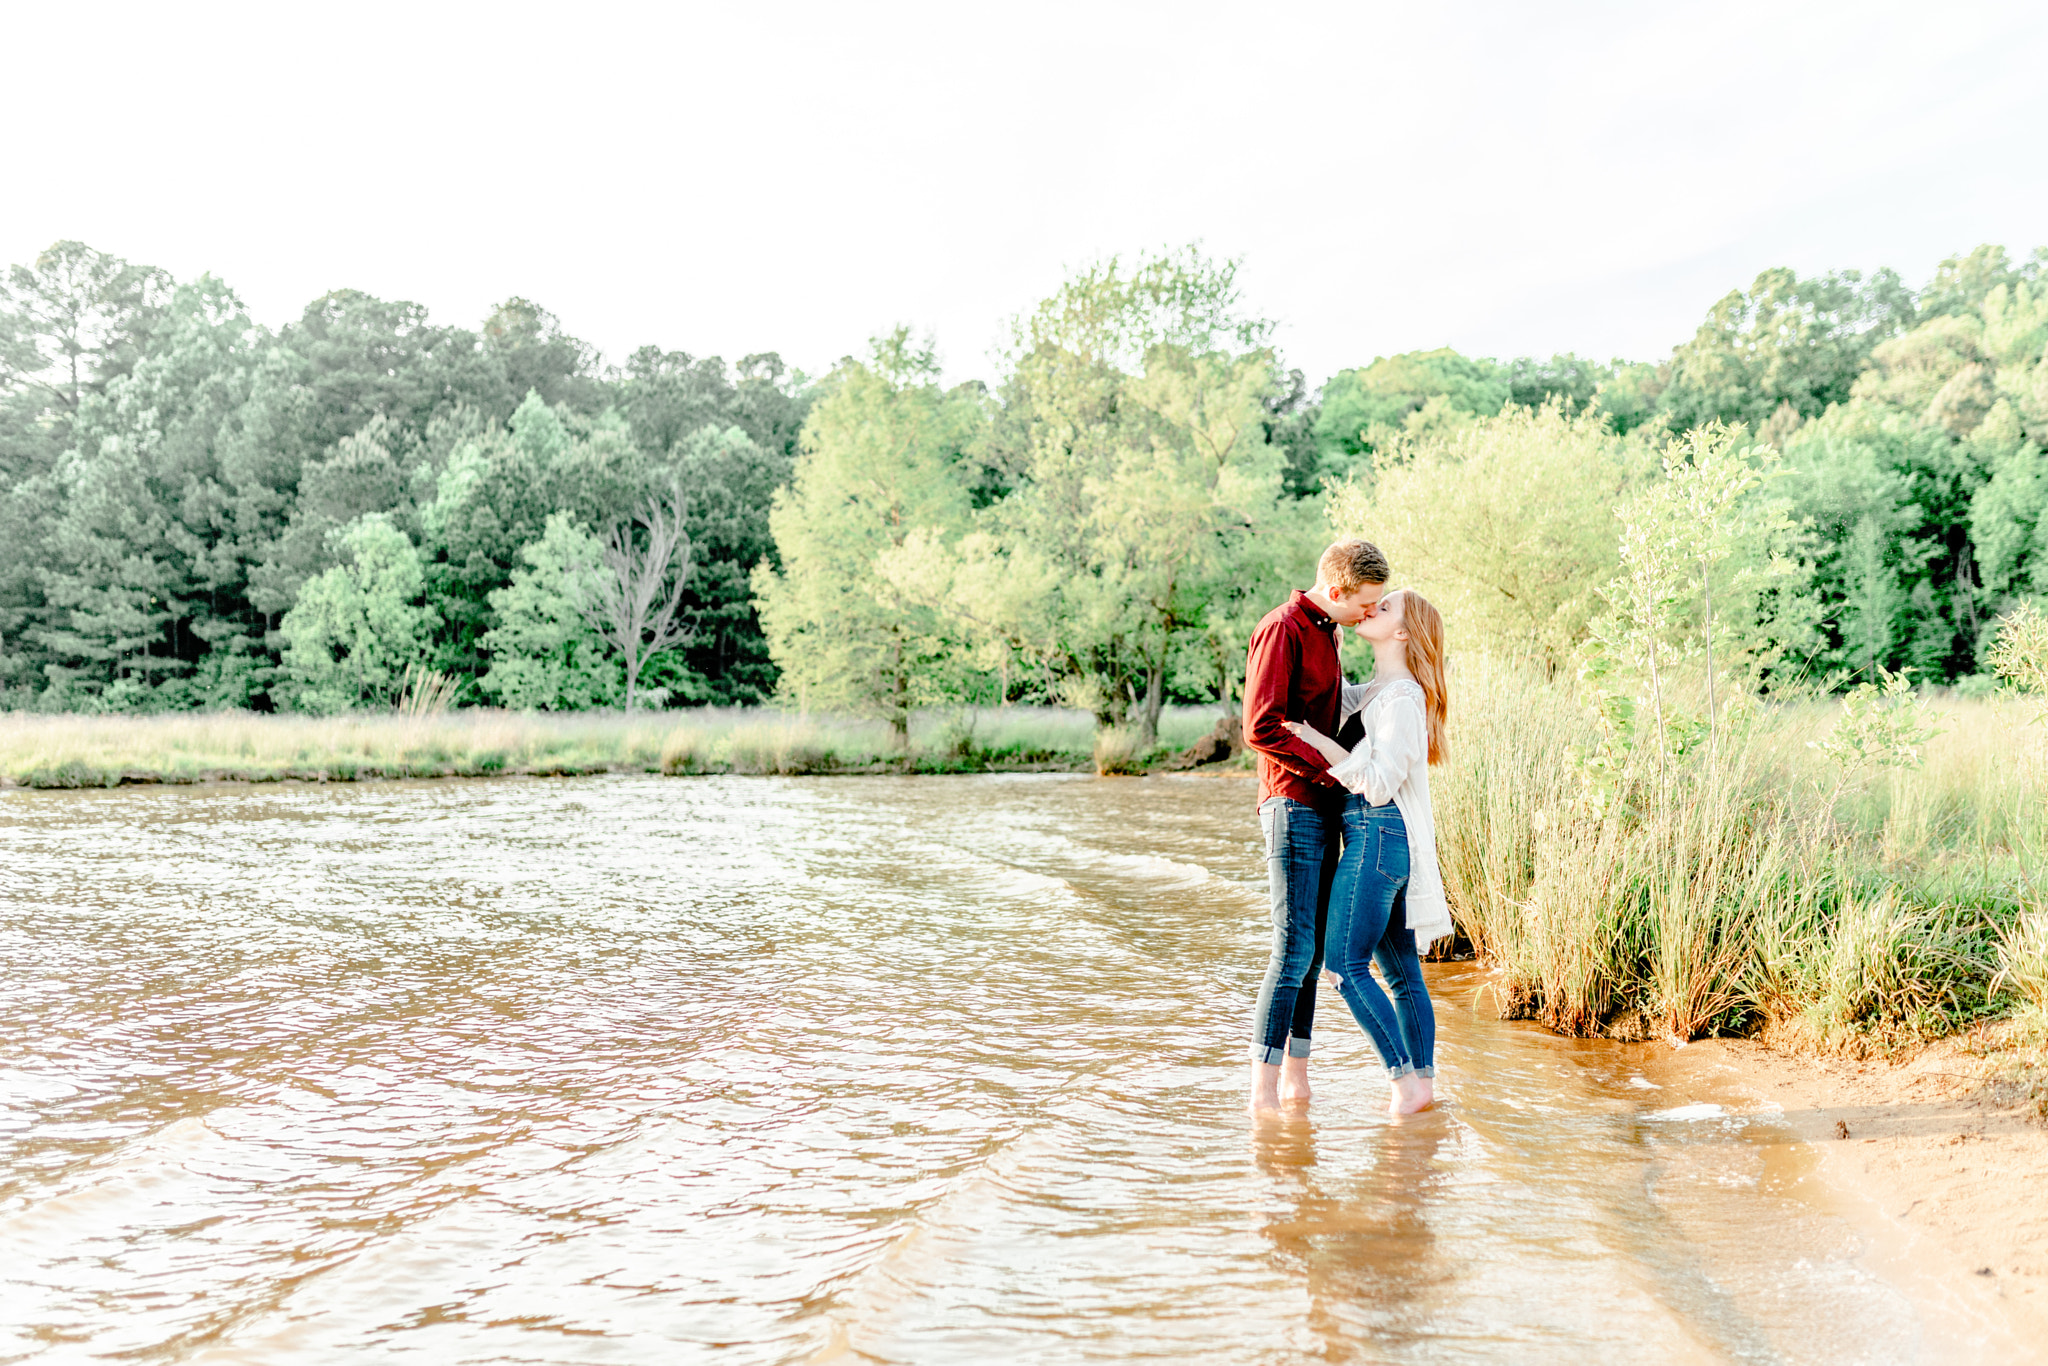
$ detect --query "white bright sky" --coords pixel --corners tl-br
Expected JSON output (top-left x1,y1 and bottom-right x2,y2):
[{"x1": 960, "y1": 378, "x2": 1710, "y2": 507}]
[{"x1": 8, "y1": 0, "x2": 2047, "y2": 387}]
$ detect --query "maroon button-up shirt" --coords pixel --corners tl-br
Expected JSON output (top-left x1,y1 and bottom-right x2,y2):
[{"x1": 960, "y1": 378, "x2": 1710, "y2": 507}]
[{"x1": 1242, "y1": 590, "x2": 1347, "y2": 810}]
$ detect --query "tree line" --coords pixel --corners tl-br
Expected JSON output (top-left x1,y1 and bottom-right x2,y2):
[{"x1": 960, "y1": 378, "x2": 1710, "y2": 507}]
[{"x1": 2, "y1": 240, "x2": 2043, "y2": 733}]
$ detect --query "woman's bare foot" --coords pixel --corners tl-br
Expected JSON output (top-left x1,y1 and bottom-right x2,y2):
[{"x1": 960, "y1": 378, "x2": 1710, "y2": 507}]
[
  {"x1": 1277, "y1": 1055, "x2": 1312, "y2": 1106},
  {"x1": 1247, "y1": 1060, "x2": 1283, "y2": 1115},
  {"x1": 1388, "y1": 1073, "x2": 1433, "y2": 1115}
]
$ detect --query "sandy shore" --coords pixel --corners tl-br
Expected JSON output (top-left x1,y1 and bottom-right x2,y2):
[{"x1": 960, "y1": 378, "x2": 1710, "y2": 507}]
[{"x1": 1661, "y1": 1033, "x2": 2048, "y2": 1350}]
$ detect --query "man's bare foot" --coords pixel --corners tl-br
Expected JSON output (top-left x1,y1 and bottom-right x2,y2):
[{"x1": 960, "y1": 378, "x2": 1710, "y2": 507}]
[
  {"x1": 1388, "y1": 1073, "x2": 1433, "y2": 1115},
  {"x1": 1277, "y1": 1054, "x2": 1312, "y2": 1106},
  {"x1": 1247, "y1": 1060, "x2": 1283, "y2": 1115}
]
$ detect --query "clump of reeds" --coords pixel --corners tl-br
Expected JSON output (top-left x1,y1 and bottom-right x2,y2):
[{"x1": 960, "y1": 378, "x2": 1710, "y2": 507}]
[
  {"x1": 395, "y1": 664, "x2": 468, "y2": 718},
  {"x1": 721, "y1": 721, "x2": 838, "y2": 775},
  {"x1": 1994, "y1": 908, "x2": 2048, "y2": 1015},
  {"x1": 1433, "y1": 659, "x2": 2040, "y2": 1049},
  {"x1": 1430, "y1": 655, "x2": 1580, "y2": 967},
  {"x1": 1092, "y1": 726, "x2": 1146, "y2": 776}
]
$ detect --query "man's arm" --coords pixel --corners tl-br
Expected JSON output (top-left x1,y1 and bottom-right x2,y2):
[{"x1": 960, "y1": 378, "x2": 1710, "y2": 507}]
[{"x1": 1242, "y1": 620, "x2": 1340, "y2": 787}]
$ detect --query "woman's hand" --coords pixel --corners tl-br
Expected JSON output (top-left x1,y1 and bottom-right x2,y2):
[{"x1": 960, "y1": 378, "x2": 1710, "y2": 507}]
[{"x1": 1283, "y1": 719, "x2": 1349, "y2": 765}]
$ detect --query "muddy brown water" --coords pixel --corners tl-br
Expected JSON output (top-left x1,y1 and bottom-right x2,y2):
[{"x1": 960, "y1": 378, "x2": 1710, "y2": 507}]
[{"x1": 0, "y1": 773, "x2": 2015, "y2": 1363}]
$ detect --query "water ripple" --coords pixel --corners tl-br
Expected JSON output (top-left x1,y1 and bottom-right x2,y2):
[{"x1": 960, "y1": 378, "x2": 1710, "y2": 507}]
[{"x1": 0, "y1": 774, "x2": 2000, "y2": 1363}]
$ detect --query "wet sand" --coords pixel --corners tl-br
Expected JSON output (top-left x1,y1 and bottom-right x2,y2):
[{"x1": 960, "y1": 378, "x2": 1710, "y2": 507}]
[{"x1": 1665, "y1": 1035, "x2": 2048, "y2": 1348}]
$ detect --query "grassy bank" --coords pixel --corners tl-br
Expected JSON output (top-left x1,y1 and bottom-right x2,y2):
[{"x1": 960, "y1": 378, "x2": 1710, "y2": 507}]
[
  {"x1": 0, "y1": 705, "x2": 1238, "y2": 788},
  {"x1": 1436, "y1": 657, "x2": 2047, "y2": 1067}
]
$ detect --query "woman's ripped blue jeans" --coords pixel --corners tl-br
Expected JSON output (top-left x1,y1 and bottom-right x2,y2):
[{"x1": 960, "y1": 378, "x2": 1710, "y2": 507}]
[{"x1": 1325, "y1": 798, "x2": 1436, "y2": 1078}]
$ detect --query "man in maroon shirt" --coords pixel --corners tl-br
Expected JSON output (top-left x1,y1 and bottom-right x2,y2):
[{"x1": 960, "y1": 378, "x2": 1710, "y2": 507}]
[{"x1": 1241, "y1": 538, "x2": 1389, "y2": 1114}]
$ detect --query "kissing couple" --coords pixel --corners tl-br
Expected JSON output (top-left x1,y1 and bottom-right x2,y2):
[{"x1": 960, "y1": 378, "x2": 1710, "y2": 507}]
[{"x1": 1240, "y1": 538, "x2": 1452, "y2": 1118}]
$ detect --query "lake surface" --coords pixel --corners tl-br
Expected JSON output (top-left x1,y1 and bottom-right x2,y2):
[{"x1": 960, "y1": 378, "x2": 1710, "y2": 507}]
[{"x1": 0, "y1": 773, "x2": 2010, "y2": 1363}]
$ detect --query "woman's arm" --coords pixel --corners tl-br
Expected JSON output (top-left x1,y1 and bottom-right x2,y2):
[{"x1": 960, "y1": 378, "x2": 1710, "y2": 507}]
[
  {"x1": 1320, "y1": 695, "x2": 1426, "y2": 804},
  {"x1": 1282, "y1": 718, "x2": 1349, "y2": 765}
]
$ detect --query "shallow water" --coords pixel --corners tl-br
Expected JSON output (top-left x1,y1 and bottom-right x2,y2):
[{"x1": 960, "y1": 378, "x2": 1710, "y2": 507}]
[{"x1": 0, "y1": 773, "x2": 2004, "y2": 1363}]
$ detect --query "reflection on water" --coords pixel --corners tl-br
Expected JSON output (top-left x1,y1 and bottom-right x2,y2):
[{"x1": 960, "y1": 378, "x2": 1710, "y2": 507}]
[
  {"x1": 1254, "y1": 1113, "x2": 1449, "y2": 1356},
  {"x1": 0, "y1": 773, "x2": 2007, "y2": 1362}
]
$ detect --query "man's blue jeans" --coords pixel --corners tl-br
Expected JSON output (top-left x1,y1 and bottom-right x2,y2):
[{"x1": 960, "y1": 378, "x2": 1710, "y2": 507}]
[{"x1": 1249, "y1": 796, "x2": 1341, "y2": 1065}]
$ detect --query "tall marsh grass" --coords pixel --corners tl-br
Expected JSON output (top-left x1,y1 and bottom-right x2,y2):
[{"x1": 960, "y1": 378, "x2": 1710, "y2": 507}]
[{"x1": 1435, "y1": 659, "x2": 2042, "y2": 1048}]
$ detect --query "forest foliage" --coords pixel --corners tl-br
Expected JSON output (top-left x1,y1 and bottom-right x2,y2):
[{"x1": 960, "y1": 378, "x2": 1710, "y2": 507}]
[{"x1": 4, "y1": 239, "x2": 2046, "y2": 729}]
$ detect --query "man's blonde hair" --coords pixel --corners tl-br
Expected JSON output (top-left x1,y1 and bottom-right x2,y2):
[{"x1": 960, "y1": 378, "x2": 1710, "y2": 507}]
[{"x1": 1317, "y1": 539, "x2": 1389, "y2": 592}]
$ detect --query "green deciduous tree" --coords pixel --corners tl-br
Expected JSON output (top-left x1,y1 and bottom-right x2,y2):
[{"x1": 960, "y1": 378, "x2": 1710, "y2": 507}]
[
  {"x1": 1969, "y1": 412, "x2": 2048, "y2": 611},
  {"x1": 1917, "y1": 244, "x2": 2046, "y2": 321},
  {"x1": 1835, "y1": 513, "x2": 1908, "y2": 676},
  {"x1": 1505, "y1": 353, "x2": 1617, "y2": 414},
  {"x1": 1586, "y1": 427, "x2": 1806, "y2": 772},
  {"x1": 1311, "y1": 348, "x2": 1510, "y2": 479},
  {"x1": 977, "y1": 248, "x2": 1314, "y2": 742},
  {"x1": 1659, "y1": 266, "x2": 1914, "y2": 432},
  {"x1": 1327, "y1": 402, "x2": 1649, "y2": 672},
  {"x1": 418, "y1": 392, "x2": 647, "y2": 680},
  {"x1": 280, "y1": 515, "x2": 436, "y2": 713},
  {"x1": 478, "y1": 512, "x2": 618, "y2": 710},
  {"x1": 754, "y1": 331, "x2": 985, "y2": 746}
]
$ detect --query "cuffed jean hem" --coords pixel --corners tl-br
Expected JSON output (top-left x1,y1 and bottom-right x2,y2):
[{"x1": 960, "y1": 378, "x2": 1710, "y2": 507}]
[
  {"x1": 1386, "y1": 1062, "x2": 1417, "y2": 1080},
  {"x1": 1250, "y1": 1037, "x2": 1312, "y2": 1065},
  {"x1": 1416, "y1": 1065, "x2": 1435, "y2": 1078}
]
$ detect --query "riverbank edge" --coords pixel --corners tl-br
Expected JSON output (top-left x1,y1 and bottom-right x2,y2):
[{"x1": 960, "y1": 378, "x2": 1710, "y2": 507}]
[
  {"x1": 1665, "y1": 1029, "x2": 2048, "y2": 1345},
  {"x1": 0, "y1": 757, "x2": 1093, "y2": 788},
  {"x1": 0, "y1": 754, "x2": 1270, "y2": 788}
]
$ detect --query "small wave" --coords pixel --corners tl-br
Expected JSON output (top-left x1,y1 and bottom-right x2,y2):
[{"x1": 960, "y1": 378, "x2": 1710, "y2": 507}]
[
  {"x1": 1643, "y1": 1103, "x2": 1726, "y2": 1122},
  {"x1": 0, "y1": 1068, "x2": 80, "y2": 1103}
]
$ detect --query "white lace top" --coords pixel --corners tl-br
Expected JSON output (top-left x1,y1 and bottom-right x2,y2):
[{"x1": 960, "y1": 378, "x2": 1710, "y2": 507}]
[{"x1": 1329, "y1": 677, "x2": 1454, "y2": 952}]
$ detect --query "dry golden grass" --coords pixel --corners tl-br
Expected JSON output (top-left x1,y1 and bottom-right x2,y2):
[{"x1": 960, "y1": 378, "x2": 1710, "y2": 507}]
[
  {"x1": 0, "y1": 705, "x2": 1230, "y2": 787},
  {"x1": 0, "y1": 710, "x2": 674, "y2": 785}
]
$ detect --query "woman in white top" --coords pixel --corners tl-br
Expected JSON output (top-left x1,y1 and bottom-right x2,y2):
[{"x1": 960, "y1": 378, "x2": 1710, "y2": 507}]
[{"x1": 1284, "y1": 588, "x2": 1452, "y2": 1115}]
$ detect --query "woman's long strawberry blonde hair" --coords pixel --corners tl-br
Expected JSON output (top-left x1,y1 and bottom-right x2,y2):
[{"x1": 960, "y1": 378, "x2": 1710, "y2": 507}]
[{"x1": 1393, "y1": 589, "x2": 1449, "y2": 765}]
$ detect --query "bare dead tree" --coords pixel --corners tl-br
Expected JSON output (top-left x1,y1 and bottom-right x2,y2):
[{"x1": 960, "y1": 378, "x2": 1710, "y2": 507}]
[{"x1": 576, "y1": 487, "x2": 694, "y2": 711}]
